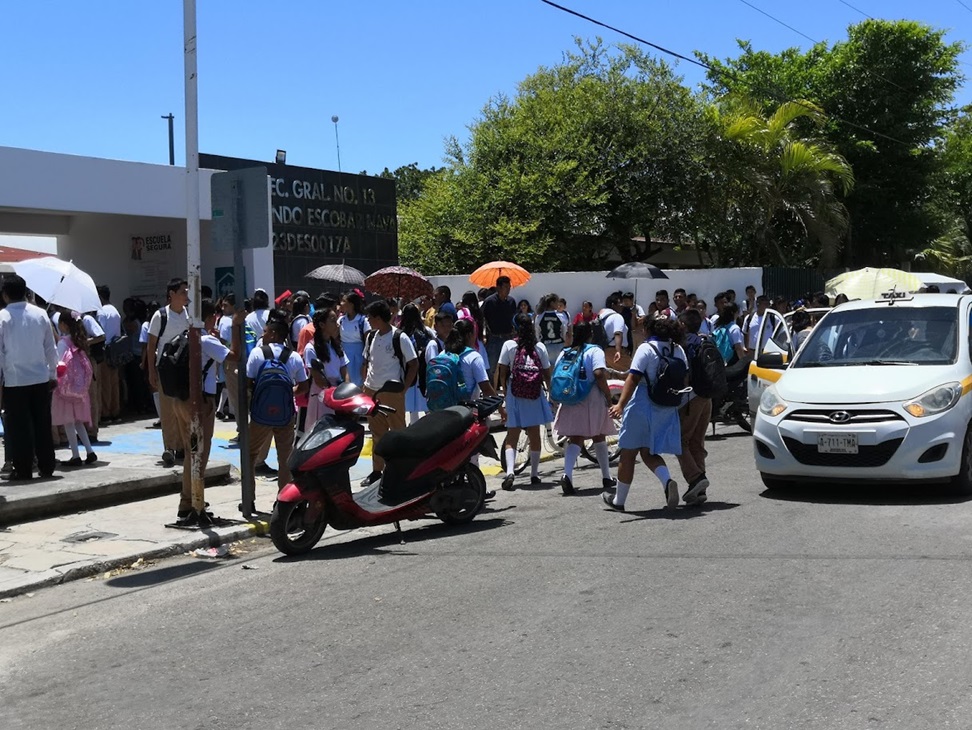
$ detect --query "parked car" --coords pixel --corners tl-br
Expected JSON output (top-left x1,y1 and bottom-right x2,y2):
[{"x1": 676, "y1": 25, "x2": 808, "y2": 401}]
[{"x1": 751, "y1": 293, "x2": 972, "y2": 492}]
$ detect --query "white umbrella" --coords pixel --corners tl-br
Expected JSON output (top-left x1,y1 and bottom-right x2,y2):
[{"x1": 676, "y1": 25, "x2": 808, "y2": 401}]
[{"x1": 12, "y1": 258, "x2": 101, "y2": 313}]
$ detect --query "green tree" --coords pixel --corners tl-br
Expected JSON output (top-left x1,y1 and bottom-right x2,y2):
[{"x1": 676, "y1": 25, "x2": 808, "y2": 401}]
[
  {"x1": 702, "y1": 20, "x2": 965, "y2": 267},
  {"x1": 360, "y1": 162, "x2": 443, "y2": 202}
]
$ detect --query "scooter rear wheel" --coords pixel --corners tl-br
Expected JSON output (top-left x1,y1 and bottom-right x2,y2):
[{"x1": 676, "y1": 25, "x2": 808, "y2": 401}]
[
  {"x1": 436, "y1": 463, "x2": 487, "y2": 525},
  {"x1": 270, "y1": 500, "x2": 327, "y2": 555}
]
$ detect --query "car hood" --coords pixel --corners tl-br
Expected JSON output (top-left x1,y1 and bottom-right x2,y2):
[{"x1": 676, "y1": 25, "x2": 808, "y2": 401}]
[{"x1": 777, "y1": 365, "x2": 960, "y2": 404}]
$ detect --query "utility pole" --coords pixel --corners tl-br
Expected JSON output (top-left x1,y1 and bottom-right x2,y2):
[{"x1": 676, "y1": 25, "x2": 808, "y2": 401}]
[
  {"x1": 183, "y1": 0, "x2": 207, "y2": 524},
  {"x1": 161, "y1": 113, "x2": 175, "y2": 165}
]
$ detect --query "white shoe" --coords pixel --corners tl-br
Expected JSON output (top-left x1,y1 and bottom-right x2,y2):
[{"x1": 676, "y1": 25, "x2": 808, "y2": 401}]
[{"x1": 665, "y1": 479, "x2": 679, "y2": 509}]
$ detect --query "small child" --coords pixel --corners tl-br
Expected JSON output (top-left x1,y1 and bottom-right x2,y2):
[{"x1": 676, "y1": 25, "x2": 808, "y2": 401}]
[{"x1": 53, "y1": 312, "x2": 97, "y2": 467}]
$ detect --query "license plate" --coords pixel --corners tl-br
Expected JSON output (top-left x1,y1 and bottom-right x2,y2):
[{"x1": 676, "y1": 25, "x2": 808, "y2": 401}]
[{"x1": 817, "y1": 433, "x2": 858, "y2": 454}]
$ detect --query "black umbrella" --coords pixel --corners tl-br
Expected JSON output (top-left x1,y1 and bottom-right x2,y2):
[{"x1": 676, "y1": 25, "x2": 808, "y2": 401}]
[
  {"x1": 304, "y1": 262, "x2": 366, "y2": 286},
  {"x1": 606, "y1": 262, "x2": 669, "y2": 306},
  {"x1": 606, "y1": 262, "x2": 669, "y2": 280}
]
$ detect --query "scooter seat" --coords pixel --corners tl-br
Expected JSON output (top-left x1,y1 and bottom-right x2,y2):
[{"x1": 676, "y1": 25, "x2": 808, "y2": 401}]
[{"x1": 374, "y1": 406, "x2": 474, "y2": 460}]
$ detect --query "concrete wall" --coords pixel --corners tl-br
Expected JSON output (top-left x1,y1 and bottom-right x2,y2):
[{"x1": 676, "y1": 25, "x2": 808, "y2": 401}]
[{"x1": 428, "y1": 268, "x2": 763, "y2": 318}]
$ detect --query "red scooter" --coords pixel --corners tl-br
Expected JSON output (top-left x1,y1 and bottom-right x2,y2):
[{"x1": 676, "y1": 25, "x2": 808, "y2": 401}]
[{"x1": 270, "y1": 379, "x2": 502, "y2": 555}]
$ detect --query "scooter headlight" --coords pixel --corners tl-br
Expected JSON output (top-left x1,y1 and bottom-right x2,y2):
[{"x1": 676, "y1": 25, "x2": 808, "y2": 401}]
[
  {"x1": 759, "y1": 386, "x2": 788, "y2": 418},
  {"x1": 903, "y1": 382, "x2": 963, "y2": 418},
  {"x1": 299, "y1": 427, "x2": 344, "y2": 451}
]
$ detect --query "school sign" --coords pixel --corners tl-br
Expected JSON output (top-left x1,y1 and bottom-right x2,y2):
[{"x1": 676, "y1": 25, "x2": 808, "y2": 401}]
[{"x1": 200, "y1": 154, "x2": 398, "y2": 295}]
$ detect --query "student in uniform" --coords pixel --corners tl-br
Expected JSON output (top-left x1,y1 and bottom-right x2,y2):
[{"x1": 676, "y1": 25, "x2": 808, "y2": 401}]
[
  {"x1": 146, "y1": 278, "x2": 190, "y2": 466},
  {"x1": 602, "y1": 317, "x2": 687, "y2": 512},
  {"x1": 551, "y1": 321, "x2": 617, "y2": 495},
  {"x1": 302, "y1": 307, "x2": 349, "y2": 429},
  {"x1": 497, "y1": 313, "x2": 553, "y2": 490},
  {"x1": 339, "y1": 291, "x2": 370, "y2": 387}
]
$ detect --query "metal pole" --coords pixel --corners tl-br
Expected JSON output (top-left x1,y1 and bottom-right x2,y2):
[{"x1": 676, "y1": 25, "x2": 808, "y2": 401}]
[
  {"x1": 162, "y1": 113, "x2": 175, "y2": 165},
  {"x1": 235, "y1": 180, "x2": 255, "y2": 518},
  {"x1": 183, "y1": 0, "x2": 206, "y2": 521},
  {"x1": 331, "y1": 115, "x2": 342, "y2": 173}
]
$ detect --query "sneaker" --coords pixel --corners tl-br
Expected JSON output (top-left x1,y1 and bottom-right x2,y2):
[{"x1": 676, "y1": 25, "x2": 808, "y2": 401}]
[
  {"x1": 1, "y1": 462, "x2": 12, "y2": 474},
  {"x1": 683, "y1": 475, "x2": 710, "y2": 505},
  {"x1": 560, "y1": 474, "x2": 575, "y2": 496},
  {"x1": 665, "y1": 479, "x2": 679, "y2": 509},
  {"x1": 161, "y1": 450, "x2": 176, "y2": 467},
  {"x1": 602, "y1": 477, "x2": 617, "y2": 489},
  {"x1": 602, "y1": 491, "x2": 624, "y2": 512},
  {"x1": 501, "y1": 473, "x2": 516, "y2": 491},
  {"x1": 359, "y1": 471, "x2": 382, "y2": 487},
  {"x1": 85, "y1": 452, "x2": 98, "y2": 465}
]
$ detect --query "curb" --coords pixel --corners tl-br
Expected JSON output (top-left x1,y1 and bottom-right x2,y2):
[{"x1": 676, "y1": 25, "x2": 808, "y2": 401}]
[
  {"x1": 0, "y1": 463, "x2": 233, "y2": 525},
  {"x1": 0, "y1": 518, "x2": 270, "y2": 600}
]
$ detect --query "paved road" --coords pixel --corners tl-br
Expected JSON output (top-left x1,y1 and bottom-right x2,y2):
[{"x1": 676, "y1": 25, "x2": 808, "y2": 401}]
[{"x1": 3, "y1": 428, "x2": 972, "y2": 729}]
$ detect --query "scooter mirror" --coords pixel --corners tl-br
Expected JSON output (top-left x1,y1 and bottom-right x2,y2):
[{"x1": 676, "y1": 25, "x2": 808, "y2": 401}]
[{"x1": 310, "y1": 358, "x2": 325, "y2": 373}]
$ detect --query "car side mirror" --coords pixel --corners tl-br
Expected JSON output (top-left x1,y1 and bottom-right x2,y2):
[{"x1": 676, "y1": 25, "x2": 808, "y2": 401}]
[{"x1": 757, "y1": 352, "x2": 787, "y2": 369}]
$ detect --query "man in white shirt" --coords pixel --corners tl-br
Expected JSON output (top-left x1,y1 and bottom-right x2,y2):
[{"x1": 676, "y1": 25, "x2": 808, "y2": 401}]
[
  {"x1": 0, "y1": 275, "x2": 59, "y2": 480},
  {"x1": 361, "y1": 299, "x2": 418, "y2": 487},
  {"x1": 245, "y1": 316, "x2": 309, "y2": 492},
  {"x1": 244, "y1": 288, "x2": 270, "y2": 343},
  {"x1": 744, "y1": 295, "x2": 770, "y2": 354},
  {"x1": 172, "y1": 298, "x2": 243, "y2": 523},
  {"x1": 598, "y1": 294, "x2": 628, "y2": 369},
  {"x1": 96, "y1": 285, "x2": 123, "y2": 424},
  {"x1": 147, "y1": 278, "x2": 191, "y2": 466}
]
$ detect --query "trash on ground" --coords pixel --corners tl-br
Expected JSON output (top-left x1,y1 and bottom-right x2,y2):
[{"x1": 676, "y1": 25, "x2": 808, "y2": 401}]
[{"x1": 193, "y1": 545, "x2": 230, "y2": 559}]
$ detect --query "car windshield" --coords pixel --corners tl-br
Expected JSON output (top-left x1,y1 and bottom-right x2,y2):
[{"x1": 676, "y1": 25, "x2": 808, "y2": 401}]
[{"x1": 793, "y1": 305, "x2": 958, "y2": 367}]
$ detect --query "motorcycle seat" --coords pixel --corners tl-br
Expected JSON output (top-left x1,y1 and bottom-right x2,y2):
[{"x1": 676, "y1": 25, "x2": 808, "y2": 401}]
[{"x1": 374, "y1": 406, "x2": 474, "y2": 460}]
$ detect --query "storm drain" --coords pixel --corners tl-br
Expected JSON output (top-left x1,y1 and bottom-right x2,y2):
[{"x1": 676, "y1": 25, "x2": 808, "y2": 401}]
[{"x1": 62, "y1": 531, "x2": 117, "y2": 544}]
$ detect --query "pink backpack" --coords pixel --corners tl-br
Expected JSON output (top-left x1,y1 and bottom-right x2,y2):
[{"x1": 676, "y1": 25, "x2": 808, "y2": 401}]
[
  {"x1": 510, "y1": 346, "x2": 543, "y2": 400},
  {"x1": 59, "y1": 346, "x2": 92, "y2": 400}
]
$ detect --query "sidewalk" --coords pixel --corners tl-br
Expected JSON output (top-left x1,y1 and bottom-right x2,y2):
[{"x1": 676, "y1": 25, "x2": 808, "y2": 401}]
[{"x1": 0, "y1": 414, "x2": 517, "y2": 599}]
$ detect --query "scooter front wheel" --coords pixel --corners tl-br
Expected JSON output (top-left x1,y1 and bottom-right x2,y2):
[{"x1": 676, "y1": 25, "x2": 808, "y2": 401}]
[
  {"x1": 436, "y1": 463, "x2": 487, "y2": 526},
  {"x1": 270, "y1": 500, "x2": 327, "y2": 555}
]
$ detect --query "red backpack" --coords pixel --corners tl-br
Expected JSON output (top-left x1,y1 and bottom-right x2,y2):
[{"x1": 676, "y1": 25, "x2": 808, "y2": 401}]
[{"x1": 510, "y1": 346, "x2": 543, "y2": 400}]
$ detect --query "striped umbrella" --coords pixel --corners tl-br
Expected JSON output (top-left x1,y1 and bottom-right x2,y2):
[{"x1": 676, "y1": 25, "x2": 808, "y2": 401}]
[
  {"x1": 364, "y1": 266, "x2": 433, "y2": 301},
  {"x1": 825, "y1": 268, "x2": 925, "y2": 301},
  {"x1": 304, "y1": 262, "x2": 366, "y2": 286}
]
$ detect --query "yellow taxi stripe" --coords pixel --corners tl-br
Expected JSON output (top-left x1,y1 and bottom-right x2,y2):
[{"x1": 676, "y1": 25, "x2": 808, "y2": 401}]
[
  {"x1": 749, "y1": 365, "x2": 784, "y2": 383},
  {"x1": 962, "y1": 375, "x2": 972, "y2": 396}
]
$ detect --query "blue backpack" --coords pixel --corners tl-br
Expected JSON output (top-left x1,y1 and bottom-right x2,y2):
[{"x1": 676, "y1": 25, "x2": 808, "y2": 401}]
[
  {"x1": 711, "y1": 325, "x2": 735, "y2": 363},
  {"x1": 550, "y1": 345, "x2": 594, "y2": 405},
  {"x1": 250, "y1": 345, "x2": 296, "y2": 427},
  {"x1": 425, "y1": 348, "x2": 470, "y2": 411}
]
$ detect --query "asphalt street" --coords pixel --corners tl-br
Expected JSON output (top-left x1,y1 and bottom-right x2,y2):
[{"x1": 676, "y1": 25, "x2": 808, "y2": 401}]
[{"x1": 3, "y1": 427, "x2": 972, "y2": 729}]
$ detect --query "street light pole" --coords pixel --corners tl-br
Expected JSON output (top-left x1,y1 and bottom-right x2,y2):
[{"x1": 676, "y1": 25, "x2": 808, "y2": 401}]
[
  {"x1": 161, "y1": 113, "x2": 175, "y2": 165},
  {"x1": 331, "y1": 115, "x2": 342, "y2": 173}
]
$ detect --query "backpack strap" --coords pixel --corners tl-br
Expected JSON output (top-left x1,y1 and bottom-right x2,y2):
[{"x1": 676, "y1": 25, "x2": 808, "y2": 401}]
[
  {"x1": 364, "y1": 329, "x2": 376, "y2": 361},
  {"x1": 261, "y1": 344, "x2": 273, "y2": 361},
  {"x1": 392, "y1": 330, "x2": 405, "y2": 376}
]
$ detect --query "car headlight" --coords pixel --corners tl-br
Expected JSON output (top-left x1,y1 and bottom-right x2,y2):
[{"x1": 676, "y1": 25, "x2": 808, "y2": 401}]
[
  {"x1": 759, "y1": 386, "x2": 788, "y2": 417},
  {"x1": 903, "y1": 382, "x2": 963, "y2": 418}
]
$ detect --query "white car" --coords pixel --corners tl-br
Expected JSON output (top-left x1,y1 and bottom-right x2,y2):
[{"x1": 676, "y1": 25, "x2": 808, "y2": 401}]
[{"x1": 752, "y1": 294, "x2": 972, "y2": 492}]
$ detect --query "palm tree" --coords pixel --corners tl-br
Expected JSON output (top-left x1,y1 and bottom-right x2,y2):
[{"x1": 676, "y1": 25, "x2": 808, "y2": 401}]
[{"x1": 719, "y1": 99, "x2": 855, "y2": 267}]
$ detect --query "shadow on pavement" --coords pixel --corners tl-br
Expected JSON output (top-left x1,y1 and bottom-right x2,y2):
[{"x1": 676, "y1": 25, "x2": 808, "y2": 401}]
[
  {"x1": 618, "y1": 501, "x2": 741, "y2": 522},
  {"x1": 276, "y1": 517, "x2": 511, "y2": 563},
  {"x1": 758, "y1": 484, "x2": 972, "y2": 506},
  {"x1": 106, "y1": 559, "x2": 221, "y2": 588}
]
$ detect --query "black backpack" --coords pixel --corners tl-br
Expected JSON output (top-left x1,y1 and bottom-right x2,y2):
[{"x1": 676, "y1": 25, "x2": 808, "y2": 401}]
[
  {"x1": 645, "y1": 341, "x2": 688, "y2": 408},
  {"x1": 364, "y1": 328, "x2": 406, "y2": 380},
  {"x1": 689, "y1": 336, "x2": 728, "y2": 400},
  {"x1": 410, "y1": 328, "x2": 434, "y2": 396},
  {"x1": 157, "y1": 329, "x2": 213, "y2": 401},
  {"x1": 590, "y1": 313, "x2": 609, "y2": 348}
]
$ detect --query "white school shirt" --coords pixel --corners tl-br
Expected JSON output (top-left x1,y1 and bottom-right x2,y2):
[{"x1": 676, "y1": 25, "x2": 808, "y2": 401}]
[
  {"x1": 363, "y1": 327, "x2": 417, "y2": 391},
  {"x1": 97, "y1": 304, "x2": 123, "y2": 342},
  {"x1": 244, "y1": 309, "x2": 269, "y2": 338},
  {"x1": 304, "y1": 342, "x2": 349, "y2": 388},
  {"x1": 597, "y1": 309, "x2": 627, "y2": 348},
  {"x1": 201, "y1": 334, "x2": 230, "y2": 395},
  {"x1": 554, "y1": 345, "x2": 606, "y2": 385},
  {"x1": 0, "y1": 302, "x2": 59, "y2": 387},
  {"x1": 245, "y1": 342, "x2": 307, "y2": 383},
  {"x1": 498, "y1": 340, "x2": 551, "y2": 372},
  {"x1": 458, "y1": 348, "x2": 490, "y2": 400},
  {"x1": 339, "y1": 313, "x2": 370, "y2": 345},
  {"x1": 217, "y1": 315, "x2": 234, "y2": 344},
  {"x1": 630, "y1": 340, "x2": 688, "y2": 385},
  {"x1": 147, "y1": 306, "x2": 190, "y2": 364}
]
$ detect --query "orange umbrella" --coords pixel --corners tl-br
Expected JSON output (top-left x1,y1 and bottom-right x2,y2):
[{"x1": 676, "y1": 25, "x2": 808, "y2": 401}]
[{"x1": 468, "y1": 261, "x2": 531, "y2": 288}]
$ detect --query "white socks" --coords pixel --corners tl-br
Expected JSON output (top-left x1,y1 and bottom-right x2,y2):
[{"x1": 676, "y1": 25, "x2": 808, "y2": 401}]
[
  {"x1": 613, "y1": 480, "x2": 631, "y2": 505},
  {"x1": 530, "y1": 451, "x2": 540, "y2": 478},
  {"x1": 66, "y1": 421, "x2": 93, "y2": 459},
  {"x1": 505, "y1": 447, "x2": 516, "y2": 477},
  {"x1": 653, "y1": 465, "x2": 671, "y2": 487},
  {"x1": 594, "y1": 441, "x2": 611, "y2": 479},
  {"x1": 563, "y1": 444, "x2": 581, "y2": 480}
]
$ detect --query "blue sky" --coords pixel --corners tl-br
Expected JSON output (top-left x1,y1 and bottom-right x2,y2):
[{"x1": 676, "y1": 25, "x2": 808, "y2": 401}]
[{"x1": 2, "y1": 0, "x2": 972, "y2": 179}]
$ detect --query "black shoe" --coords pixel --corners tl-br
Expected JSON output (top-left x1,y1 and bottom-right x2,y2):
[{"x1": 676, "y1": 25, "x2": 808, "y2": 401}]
[
  {"x1": 602, "y1": 477, "x2": 617, "y2": 489},
  {"x1": 85, "y1": 452, "x2": 98, "y2": 465},
  {"x1": 174, "y1": 450, "x2": 186, "y2": 462},
  {"x1": 2, "y1": 470, "x2": 33, "y2": 482},
  {"x1": 151, "y1": 420, "x2": 162, "y2": 429},
  {"x1": 501, "y1": 473, "x2": 516, "y2": 491},
  {"x1": 602, "y1": 491, "x2": 625, "y2": 512},
  {"x1": 484, "y1": 489, "x2": 496, "y2": 501},
  {"x1": 560, "y1": 475, "x2": 575, "y2": 495},
  {"x1": 61, "y1": 457, "x2": 83, "y2": 468},
  {"x1": 530, "y1": 476, "x2": 542, "y2": 486},
  {"x1": 161, "y1": 450, "x2": 176, "y2": 467},
  {"x1": 255, "y1": 462, "x2": 278, "y2": 477},
  {"x1": 359, "y1": 471, "x2": 382, "y2": 487}
]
